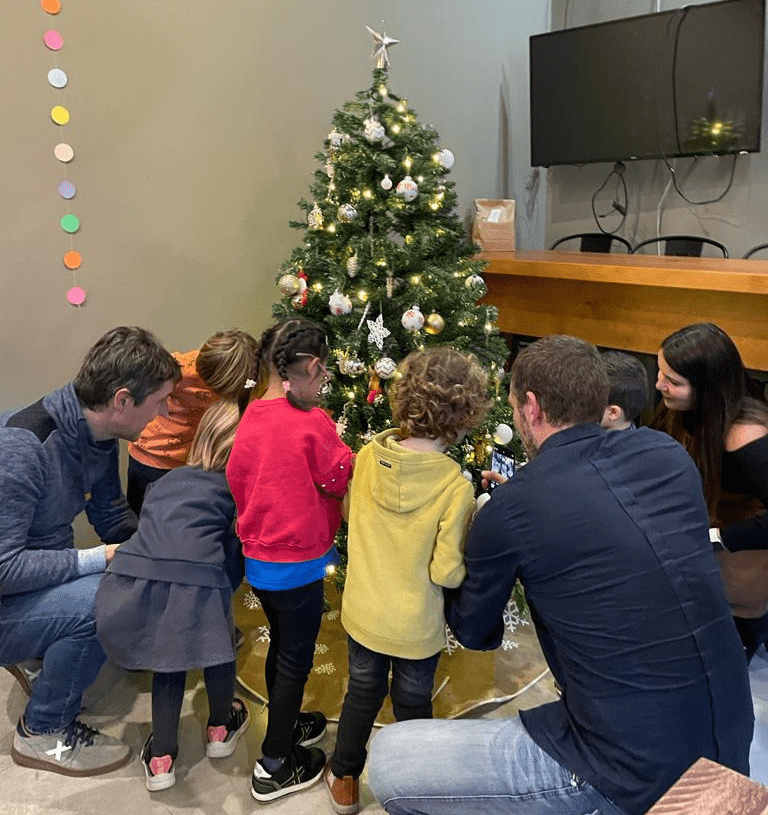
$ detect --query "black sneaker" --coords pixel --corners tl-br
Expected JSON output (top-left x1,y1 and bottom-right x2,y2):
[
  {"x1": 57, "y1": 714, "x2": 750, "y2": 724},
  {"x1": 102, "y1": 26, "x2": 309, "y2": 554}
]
[
  {"x1": 291, "y1": 710, "x2": 326, "y2": 747},
  {"x1": 251, "y1": 743, "x2": 326, "y2": 802},
  {"x1": 206, "y1": 698, "x2": 250, "y2": 758}
]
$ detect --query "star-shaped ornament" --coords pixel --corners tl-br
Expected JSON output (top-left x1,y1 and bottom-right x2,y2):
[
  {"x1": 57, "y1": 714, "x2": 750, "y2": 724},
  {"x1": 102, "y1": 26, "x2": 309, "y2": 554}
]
[
  {"x1": 365, "y1": 25, "x2": 399, "y2": 69},
  {"x1": 367, "y1": 313, "x2": 391, "y2": 350}
]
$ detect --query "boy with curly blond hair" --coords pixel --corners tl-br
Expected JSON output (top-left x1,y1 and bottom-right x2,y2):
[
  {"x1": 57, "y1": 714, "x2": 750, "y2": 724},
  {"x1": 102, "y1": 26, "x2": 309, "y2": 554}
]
[{"x1": 324, "y1": 347, "x2": 492, "y2": 814}]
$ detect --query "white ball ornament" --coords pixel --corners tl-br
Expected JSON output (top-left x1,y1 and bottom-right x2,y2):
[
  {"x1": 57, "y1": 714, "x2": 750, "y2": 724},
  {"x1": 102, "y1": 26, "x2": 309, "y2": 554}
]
[
  {"x1": 329, "y1": 290, "x2": 353, "y2": 316},
  {"x1": 401, "y1": 305, "x2": 425, "y2": 331},
  {"x1": 476, "y1": 492, "x2": 492, "y2": 511},
  {"x1": 374, "y1": 356, "x2": 397, "y2": 379},
  {"x1": 278, "y1": 273, "x2": 300, "y2": 296},
  {"x1": 381, "y1": 174, "x2": 393, "y2": 191},
  {"x1": 396, "y1": 175, "x2": 419, "y2": 202},
  {"x1": 436, "y1": 148, "x2": 455, "y2": 170},
  {"x1": 363, "y1": 116, "x2": 386, "y2": 143},
  {"x1": 337, "y1": 203, "x2": 358, "y2": 223},
  {"x1": 462, "y1": 469, "x2": 473, "y2": 482},
  {"x1": 493, "y1": 423, "x2": 514, "y2": 446}
]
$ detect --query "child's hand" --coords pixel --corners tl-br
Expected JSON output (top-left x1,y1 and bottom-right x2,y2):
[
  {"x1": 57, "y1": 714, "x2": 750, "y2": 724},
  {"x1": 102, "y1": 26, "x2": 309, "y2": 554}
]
[{"x1": 480, "y1": 470, "x2": 507, "y2": 490}]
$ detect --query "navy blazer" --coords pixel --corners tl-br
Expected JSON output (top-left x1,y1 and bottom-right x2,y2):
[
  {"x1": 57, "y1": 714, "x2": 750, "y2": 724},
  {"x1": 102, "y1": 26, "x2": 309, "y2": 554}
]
[{"x1": 447, "y1": 424, "x2": 753, "y2": 815}]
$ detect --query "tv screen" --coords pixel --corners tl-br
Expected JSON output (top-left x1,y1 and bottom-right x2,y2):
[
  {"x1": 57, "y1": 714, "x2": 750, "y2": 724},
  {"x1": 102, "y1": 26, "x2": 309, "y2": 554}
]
[{"x1": 529, "y1": 0, "x2": 765, "y2": 167}]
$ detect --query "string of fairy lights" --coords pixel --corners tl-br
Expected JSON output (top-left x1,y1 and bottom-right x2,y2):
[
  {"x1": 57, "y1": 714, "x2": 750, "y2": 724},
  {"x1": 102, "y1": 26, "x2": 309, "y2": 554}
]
[{"x1": 43, "y1": 0, "x2": 86, "y2": 307}]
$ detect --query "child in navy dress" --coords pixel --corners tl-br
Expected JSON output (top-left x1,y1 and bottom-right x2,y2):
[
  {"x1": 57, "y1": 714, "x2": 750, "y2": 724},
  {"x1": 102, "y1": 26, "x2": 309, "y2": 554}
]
[
  {"x1": 226, "y1": 318, "x2": 353, "y2": 803},
  {"x1": 95, "y1": 397, "x2": 248, "y2": 792}
]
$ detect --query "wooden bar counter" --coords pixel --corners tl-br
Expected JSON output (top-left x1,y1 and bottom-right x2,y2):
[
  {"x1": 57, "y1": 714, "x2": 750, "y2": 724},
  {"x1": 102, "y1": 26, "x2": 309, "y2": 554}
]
[{"x1": 480, "y1": 250, "x2": 768, "y2": 371}]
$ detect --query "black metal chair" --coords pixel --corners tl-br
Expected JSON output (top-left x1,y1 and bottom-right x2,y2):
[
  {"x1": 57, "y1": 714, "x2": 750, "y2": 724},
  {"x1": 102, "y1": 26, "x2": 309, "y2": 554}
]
[
  {"x1": 631, "y1": 235, "x2": 729, "y2": 258},
  {"x1": 743, "y1": 243, "x2": 768, "y2": 259},
  {"x1": 551, "y1": 233, "x2": 632, "y2": 253}
]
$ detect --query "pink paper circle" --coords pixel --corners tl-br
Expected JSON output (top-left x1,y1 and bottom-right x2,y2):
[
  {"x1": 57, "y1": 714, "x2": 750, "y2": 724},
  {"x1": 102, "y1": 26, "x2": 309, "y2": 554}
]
[
  {"x1": 43, "y1": 30, "x2": 63, "y2": 51},
  {"x1": 54, "y1": 143, "x2": 74, "y2": 162},
  {"x1": 67, "y1": 286, "x2": 86, "y2": 306}
]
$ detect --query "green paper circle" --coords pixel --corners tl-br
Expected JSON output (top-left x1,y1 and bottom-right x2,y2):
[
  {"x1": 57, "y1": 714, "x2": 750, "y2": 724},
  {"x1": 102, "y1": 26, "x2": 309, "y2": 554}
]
[{"x1": 60, "y1": 213, "x2": 80, "y2": 233}]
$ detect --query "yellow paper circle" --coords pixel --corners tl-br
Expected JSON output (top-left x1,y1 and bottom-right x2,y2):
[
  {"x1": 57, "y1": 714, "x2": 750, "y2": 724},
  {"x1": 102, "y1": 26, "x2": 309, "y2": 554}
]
[
  {"x1": 51, "y1": 105, "x2": 70, "y2": 125},
  {"x1": 54, "y1": 142, "x2": 74, "y2": 162}
]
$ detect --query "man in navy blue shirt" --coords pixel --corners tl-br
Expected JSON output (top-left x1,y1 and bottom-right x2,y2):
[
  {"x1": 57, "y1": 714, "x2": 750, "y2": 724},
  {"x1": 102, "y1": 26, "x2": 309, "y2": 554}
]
[{"x1": 369, "y1": 335, "x2": 753, "y2": 815}]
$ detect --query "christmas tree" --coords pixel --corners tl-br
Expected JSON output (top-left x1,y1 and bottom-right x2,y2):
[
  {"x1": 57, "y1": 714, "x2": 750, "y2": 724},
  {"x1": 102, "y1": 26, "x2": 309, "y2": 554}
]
[{"x1": 272, "y1": 28, "x2": 522, "y2": 585}]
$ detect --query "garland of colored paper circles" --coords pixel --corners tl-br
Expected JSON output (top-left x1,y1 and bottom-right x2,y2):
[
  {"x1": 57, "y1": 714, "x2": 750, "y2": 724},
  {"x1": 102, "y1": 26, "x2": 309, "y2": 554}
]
[{"x1": 43, "y1": 0, "x2": 86, "y2": 307}]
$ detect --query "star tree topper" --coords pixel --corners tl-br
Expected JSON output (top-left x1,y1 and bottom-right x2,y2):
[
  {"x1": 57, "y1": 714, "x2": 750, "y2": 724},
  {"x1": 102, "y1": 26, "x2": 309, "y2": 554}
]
[
  {"x1": 365, "y1": 24, "x2": 399, "y2": 69},
  {"x1": 367, "y1": 313, "x2": 391, "y2": 350}
]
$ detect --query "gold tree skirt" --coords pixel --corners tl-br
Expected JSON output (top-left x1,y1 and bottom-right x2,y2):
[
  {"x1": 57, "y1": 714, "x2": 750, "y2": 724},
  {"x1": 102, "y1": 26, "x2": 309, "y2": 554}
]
[{"x1": 235, "y1": 582, "x2": 549, "y2": 723}]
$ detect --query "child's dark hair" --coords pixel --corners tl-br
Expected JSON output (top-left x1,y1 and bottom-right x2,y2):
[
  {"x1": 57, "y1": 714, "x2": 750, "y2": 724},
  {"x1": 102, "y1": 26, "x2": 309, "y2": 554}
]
[
  {"x1": 246, "y1": 318, "x2": 328, "y2": 412},
  {"x1": 389, "y1": 347, "x2": 493, "y2": 445},
  {"x1": 601, "y1": 351, "x2": 649, "y2": 424}
]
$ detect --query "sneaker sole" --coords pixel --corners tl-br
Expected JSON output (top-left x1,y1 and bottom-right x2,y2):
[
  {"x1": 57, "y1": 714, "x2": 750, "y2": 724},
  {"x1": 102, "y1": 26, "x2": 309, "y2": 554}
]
[
  {"x1": 11, "y1": 744, "x2": 132, "y2": 778},
  {"x1": 206, "y1": 715, "x2": 250, "y2": 759},
  {"x1": 251, "y1": 763, "x2": 324, "y2": 803},
  {"x1": 145, "y1": 770, "x2": 176, "y2": 792}
]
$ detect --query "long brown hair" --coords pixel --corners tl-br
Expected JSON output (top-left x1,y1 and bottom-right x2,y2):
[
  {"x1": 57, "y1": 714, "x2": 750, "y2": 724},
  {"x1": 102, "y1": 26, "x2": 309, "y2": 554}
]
[{"x1": 651, "y1": 323, "x2": 768, "y2": 516}]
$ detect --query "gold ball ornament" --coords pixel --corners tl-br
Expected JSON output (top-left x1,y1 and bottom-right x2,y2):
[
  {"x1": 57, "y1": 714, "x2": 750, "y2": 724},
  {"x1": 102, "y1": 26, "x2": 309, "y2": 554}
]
[
  {"x1": 424, "y1": 313, "x2": 445, "y2": 335},
  {"x1": 278, "y1": 273, "x2": 300, "y2": 296}
]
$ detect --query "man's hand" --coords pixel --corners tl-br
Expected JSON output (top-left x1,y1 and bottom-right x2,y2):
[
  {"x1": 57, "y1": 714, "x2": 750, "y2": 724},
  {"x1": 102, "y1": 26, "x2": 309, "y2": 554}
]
[
  {"x1": 480, "y1": 470, "x2": 507, "y2": 490},
  {"x1": 105, "y1": 543, "x2": 120, "y2": 564}
]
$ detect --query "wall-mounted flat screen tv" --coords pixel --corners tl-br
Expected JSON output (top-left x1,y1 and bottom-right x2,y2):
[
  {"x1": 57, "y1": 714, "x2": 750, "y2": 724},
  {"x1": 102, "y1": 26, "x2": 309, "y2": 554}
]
[{"x1": 529, "y1": 0, "x2": 765, "y2": 167}]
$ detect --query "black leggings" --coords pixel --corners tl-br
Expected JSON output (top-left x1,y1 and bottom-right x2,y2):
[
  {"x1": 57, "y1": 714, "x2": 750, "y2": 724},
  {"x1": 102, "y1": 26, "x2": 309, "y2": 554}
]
[{"x1": 150, "y1": 660, "x2": 236, "y2": 757}]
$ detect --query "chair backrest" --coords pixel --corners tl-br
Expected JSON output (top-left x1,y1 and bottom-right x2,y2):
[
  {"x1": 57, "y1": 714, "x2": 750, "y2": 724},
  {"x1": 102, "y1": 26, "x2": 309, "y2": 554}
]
[
  {"x1": 550, "y1": 232, "x2": 632, "y2": 253},
  {"x1": 743, "y1": 243, "x2": 768, "y2": 260},
  {"x1": 631, "y1": 235, "x2": 729, "y2": 258}
]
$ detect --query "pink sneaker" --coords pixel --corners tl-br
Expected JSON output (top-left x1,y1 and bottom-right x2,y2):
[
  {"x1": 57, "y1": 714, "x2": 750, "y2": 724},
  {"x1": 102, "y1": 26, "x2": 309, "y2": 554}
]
[{"x1": 206, "y1": 699, "x2": 250, "y2": 758}]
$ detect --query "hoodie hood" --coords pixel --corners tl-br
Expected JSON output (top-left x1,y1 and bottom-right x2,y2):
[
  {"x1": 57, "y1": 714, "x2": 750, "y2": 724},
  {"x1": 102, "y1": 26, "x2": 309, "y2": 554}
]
[{"x1": 369, "y1": 428, "x2": 465, "y2": 514}]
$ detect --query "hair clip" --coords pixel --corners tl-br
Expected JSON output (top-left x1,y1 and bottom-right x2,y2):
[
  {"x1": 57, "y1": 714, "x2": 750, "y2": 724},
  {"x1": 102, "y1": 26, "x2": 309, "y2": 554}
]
[
  {"x1": 281, "y1": 380, "x2": 292, "y2": 393},
  {"x1": 244, "y1": 378, "x2": 256, "y2": 389}
]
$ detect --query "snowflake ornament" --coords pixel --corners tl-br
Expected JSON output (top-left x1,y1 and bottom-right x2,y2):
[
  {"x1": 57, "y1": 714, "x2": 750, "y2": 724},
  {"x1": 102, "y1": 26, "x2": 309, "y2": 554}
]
[
  {"x1": 444, "y1": 626, "x2": 465, "y2": 656},
  {"x1": 242, "y1": 593, "x2": 261, "y2": 610},
  {"x1": 315, "y1": 662, "x2": 336, "y2": 676},
  {"x1": 255, "y1": 626, "x2": 271, "y2": 643},
  {"x1": 315, "y1": 642, "x2": 329, "y2": 655},
  {"x1": 367, "y1": 313, "x2": 391, "y2": 350},
  {"x1": 501, "y1": 639, "x2": 520, "y2": 651}
]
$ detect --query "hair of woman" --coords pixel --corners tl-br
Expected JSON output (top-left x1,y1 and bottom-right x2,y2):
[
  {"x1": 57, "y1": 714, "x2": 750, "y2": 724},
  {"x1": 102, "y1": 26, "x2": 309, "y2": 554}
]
[{"x1": 653, "y1": 322, "x2": 768, "y2": 513}]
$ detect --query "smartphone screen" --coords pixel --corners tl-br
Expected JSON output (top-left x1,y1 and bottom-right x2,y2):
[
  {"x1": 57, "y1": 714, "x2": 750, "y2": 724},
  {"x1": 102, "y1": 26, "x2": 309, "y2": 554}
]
[{"x1": 488, "y1": 447, "x2": 516, "y2": 490}]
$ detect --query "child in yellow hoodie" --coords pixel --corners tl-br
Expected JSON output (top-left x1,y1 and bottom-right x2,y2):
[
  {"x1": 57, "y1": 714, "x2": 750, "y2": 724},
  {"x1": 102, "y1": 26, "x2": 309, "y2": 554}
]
[{"x1": 324, "y1": 347, "x2": 492, "y2": 815}]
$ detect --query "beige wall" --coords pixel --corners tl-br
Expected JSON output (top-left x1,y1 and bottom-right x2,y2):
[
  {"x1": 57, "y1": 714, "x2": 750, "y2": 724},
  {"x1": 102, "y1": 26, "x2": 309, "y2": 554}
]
[{"x1": 1, "y1": 0, "x2": 546, "y2": 411}]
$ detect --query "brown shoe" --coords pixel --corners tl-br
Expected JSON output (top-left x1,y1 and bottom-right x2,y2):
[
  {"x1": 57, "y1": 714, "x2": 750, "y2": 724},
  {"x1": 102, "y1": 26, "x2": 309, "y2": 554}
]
[{"x1": 324, "y1": 764, "x2": 360, "y2": 815}]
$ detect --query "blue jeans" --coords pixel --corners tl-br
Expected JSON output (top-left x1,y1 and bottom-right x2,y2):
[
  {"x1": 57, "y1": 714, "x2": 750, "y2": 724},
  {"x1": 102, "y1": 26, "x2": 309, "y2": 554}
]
[
  {"x1": 331, "y1": 637, "x2": 440, "y2": 778},
  {"x1": 368, "y1": 717, "x2": 627, "y2": 815},
  {"x1": 253, "y1": 579, "x2": 324, "y2": 758},
  {"x1": 0, "y1": 574, "x2": 107, "y2": 733}
]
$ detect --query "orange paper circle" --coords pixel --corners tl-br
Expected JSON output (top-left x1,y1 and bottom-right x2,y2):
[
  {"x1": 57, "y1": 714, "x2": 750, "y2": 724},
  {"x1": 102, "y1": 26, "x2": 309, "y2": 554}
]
[
  {"x1": 54, "y1": 142, "x2": 74, "y2": 162},
  {"x1": 42, "y1": 0, "x2": 62, "y2": 13},
  {"x1": 63, "y1": 250, "x2": 82, "y2": 270},
  {"x1": 51, "y1": 105, "x2": 70, "y2": 125}
]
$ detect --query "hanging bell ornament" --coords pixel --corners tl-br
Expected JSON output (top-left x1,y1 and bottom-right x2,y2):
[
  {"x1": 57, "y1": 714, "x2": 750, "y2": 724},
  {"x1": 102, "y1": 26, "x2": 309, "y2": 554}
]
[
  {"x1": 363, "y1": 116, "x2": 386, "y2": 143},
  {"x1": 329, "y1": 290, "x2": 353, "y2": 316},
  {"x1": 337, "y1": 203, "x2": 358, "y2": 223},
  {"x1": 396, "y1": 175, "x2": 419, "y2": 202},
  {"x1": 278, "y1": 273, "x2": 300, "y2": 296},
  {"x1": 424, "y1": 313, "x2": 445, "y2": 335},
  {"x1": 308, "y1": 203, "x2": 324, "y2": 230},
  {"x1": 347, "y1": 254, "x2": 359, "y2": 277},
  {"x1": 374, "y1": 356, "x2": 397, "y2": 379},
  {"x1": 381, "y1": 173, "x2": 393, "y2": 191},
  {"x1": 401, "y1": 305, "x2": 425, "y2": 331}
]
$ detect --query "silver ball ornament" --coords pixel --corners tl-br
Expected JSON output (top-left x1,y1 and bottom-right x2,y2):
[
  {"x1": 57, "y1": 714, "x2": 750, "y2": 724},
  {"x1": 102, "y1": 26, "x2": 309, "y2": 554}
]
[
  {"x1": 363, "y1": 117, "x2": 386, "y2": 143},
  {"x1": 337, "y1": 203, "x2": 358, "y2": 223},
  {"x1": 493, "y1": 423, "x2": 514, "y2": 446},
  {"x1": 436, "y1": 148, "x2": 455, "y2": 170}
]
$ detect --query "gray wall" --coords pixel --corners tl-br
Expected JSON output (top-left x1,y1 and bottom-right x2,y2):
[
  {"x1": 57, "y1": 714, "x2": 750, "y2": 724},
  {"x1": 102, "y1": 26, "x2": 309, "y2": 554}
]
[
  {"x1": 546, "y1": 0, "x2": 768, "y2": 256},
  {"x1": 1, "y1": 0, "x2": 547, "y2": 411}
]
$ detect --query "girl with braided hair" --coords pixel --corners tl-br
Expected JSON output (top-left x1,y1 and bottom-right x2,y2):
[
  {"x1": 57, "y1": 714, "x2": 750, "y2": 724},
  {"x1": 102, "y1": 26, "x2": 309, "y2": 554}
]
[{"x1": 226, "y1": 318, "x2": 353, "y2": 803}]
